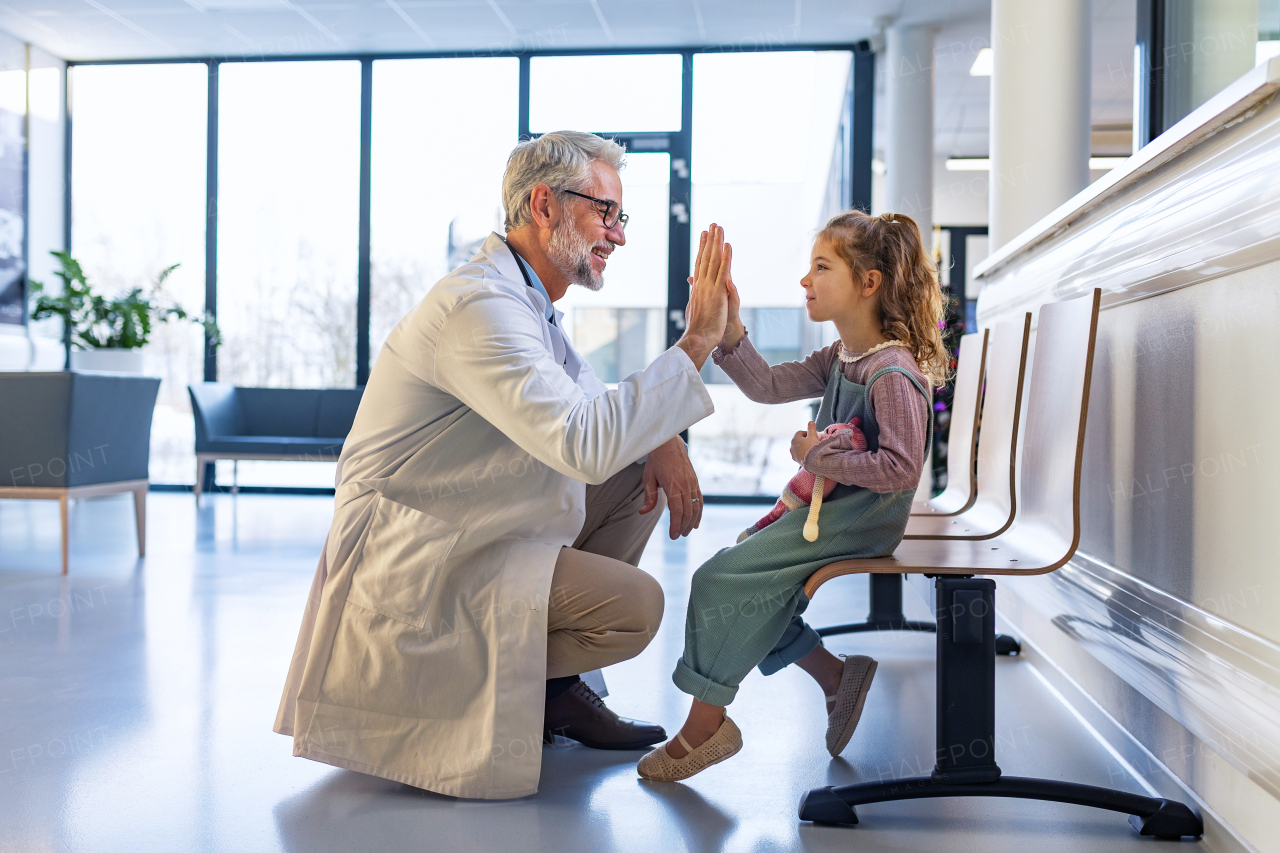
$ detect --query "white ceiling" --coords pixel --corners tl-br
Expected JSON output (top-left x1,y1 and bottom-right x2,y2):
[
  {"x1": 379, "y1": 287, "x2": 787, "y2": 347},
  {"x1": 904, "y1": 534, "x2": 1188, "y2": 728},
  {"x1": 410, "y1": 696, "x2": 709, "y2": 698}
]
[
  {"x1": 0, "y1": 0, "x2": 1137, "y2": 162},
  {"x1": 0, "y1": 0, "x2": 992, "y2": 62},
  {"x1": 922, "y1": 0, "x2": 1136, "y2": 160}
]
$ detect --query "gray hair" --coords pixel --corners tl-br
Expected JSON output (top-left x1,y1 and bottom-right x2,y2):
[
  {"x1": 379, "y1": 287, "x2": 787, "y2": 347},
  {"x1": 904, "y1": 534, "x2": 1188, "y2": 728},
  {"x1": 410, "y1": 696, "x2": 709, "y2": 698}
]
[{"x1": 502, "y1": 131, "x2": 627, "y2": 231}]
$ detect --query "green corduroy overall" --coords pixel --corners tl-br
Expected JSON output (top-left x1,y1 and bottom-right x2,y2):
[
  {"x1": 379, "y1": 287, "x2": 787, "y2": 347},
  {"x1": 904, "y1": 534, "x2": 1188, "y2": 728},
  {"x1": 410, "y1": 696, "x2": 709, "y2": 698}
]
[{"x1": 673, "y1": 361, "x2": 932, "y2": 706}]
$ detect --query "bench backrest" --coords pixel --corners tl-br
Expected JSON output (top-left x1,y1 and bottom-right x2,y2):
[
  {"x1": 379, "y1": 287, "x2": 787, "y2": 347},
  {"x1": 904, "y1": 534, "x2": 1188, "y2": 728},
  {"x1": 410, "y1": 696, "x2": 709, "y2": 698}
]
[
  {"x1": 189, "y1": 383, "x2": 241, "y2": 444},
  {"x1": 189, "y1": 384, "x2": 364, "y2": 442},
  {"x1": 970, "y1": 314, "x2": 1032, "y2": 523},
  {"x1": 1013, "y1": 289, "x2": 1101, "y2": 553},
  {"x1": 237, "y1": 388, "x2": 324, "y2": 437},
  {"x1": 924, "y1": 330, "x2": 987, "y2": 513}
]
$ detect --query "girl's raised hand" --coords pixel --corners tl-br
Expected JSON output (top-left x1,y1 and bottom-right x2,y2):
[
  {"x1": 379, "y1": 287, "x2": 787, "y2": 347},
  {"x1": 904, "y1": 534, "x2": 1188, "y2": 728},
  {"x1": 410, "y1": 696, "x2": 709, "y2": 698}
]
[
  {"x1": 722, "y1": 273, "x2": 744, "y2": 351},
  {"x1": 686, "y1": 269, "x2": 743, "y2": 352}
]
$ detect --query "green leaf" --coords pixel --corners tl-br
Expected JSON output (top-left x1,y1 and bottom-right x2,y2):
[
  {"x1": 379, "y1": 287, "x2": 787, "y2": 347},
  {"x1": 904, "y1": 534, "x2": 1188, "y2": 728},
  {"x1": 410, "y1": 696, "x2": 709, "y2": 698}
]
[{"x1": 31, "y1": 252, "x2": 212, "y2": 351}]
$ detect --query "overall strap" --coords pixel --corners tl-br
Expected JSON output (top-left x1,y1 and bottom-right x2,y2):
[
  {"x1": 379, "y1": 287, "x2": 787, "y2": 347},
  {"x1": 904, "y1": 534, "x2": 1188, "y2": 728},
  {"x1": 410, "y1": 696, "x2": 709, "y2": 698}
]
[
  {"x1": 814, "y1": 355, "x2": 845, "y2": 430},
  {"x1": 864, "y1": 366, "x2": 934, "y2": 463}
]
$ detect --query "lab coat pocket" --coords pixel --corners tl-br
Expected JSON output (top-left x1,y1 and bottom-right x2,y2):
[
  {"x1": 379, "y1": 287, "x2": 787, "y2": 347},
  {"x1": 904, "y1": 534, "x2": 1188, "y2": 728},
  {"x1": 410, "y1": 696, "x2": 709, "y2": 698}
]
[{"x1": 347, "y1": 493, "x2": 463, "y2": 629}]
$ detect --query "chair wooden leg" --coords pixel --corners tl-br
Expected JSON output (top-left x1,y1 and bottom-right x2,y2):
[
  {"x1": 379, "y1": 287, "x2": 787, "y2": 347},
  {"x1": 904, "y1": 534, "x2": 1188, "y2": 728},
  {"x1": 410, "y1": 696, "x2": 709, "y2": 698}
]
[
  {"x1": 59, "y1": 493, "x2": 69, "y2": 575},
  {"x1": 133, "y1": 484, "x2": 147, "y2": 557},
  {"x1": 194, "y1": 458, "x2": 203, "y2": 501}
]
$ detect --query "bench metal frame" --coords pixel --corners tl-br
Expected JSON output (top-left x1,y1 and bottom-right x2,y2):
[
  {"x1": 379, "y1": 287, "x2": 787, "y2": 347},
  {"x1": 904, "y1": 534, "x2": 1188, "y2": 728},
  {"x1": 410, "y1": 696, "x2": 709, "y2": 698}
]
[
  {"x1": 193, "y1": 451, "x2": 341, "y2": 499},
  {"x1": 798, "y1": 290, "x2": 1203, "y2": 839}
]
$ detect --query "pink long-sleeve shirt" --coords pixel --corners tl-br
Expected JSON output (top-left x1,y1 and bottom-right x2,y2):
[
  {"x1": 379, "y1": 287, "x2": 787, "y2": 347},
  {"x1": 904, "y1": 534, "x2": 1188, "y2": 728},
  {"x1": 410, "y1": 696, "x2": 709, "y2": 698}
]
[{"x1": 711, "y1": 332, "x2": 931, "y2": 493}]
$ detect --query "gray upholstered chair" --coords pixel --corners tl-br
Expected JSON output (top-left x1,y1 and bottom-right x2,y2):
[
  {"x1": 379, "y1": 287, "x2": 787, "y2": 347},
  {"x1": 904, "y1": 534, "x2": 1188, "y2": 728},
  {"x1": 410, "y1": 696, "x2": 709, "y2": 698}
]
[
  {"x1": 0, "y1": 371, "x2": 160, "y2": 573},
  {"x1": 188, "y1": 383, "x2": 363, "y2": 497}
]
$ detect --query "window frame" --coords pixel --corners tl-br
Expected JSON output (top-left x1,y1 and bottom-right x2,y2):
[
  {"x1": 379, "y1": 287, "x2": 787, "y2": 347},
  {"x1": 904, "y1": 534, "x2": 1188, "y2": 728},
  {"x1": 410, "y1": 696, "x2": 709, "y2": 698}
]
[{"x1": 64, "y1": 42, "x2": 872, "y2": 495}]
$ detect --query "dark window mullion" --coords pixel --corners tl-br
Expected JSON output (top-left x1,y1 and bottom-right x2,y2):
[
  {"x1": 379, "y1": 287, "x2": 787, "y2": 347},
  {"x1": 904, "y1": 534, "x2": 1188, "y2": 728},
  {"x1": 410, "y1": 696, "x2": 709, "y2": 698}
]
[
  {"x1": 202, "y1": 58, "x2": 219, "y2": 492},
  {"x1": 851, "y1": 40, "x2": 874, "y2": 214},
  {"x1": 518, "y1": 55, "x2": 531, "y2": 139},
  {"x1": 356, "y1": 57, "x2": 372, "y2": 386},
  {"x1": 666, "y1": 50, "x2": 693, "y2": 351},
  {"x1": 204, "y1": 59, "x2": 218, "y2": 384}
]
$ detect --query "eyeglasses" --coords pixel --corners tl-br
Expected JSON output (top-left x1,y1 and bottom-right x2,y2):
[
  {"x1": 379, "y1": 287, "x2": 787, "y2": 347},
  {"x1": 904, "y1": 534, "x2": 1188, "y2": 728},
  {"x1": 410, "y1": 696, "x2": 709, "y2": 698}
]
[{"x1": 560, "y1": 189, "x2": 629, "y2": 231}]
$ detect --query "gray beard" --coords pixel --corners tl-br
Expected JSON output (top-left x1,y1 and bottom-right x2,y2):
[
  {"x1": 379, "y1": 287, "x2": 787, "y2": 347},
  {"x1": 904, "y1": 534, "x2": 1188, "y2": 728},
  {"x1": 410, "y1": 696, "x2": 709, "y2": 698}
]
[{"x1": 548, "y1": 220, "x2": 604, "y2": 292}]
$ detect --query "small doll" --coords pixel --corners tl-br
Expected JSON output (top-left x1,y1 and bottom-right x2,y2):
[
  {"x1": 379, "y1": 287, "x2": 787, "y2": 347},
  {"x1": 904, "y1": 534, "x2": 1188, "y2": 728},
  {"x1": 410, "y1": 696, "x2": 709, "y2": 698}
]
[{"x1": 738, "y1": 419, "x2": 868, "y2": 544}]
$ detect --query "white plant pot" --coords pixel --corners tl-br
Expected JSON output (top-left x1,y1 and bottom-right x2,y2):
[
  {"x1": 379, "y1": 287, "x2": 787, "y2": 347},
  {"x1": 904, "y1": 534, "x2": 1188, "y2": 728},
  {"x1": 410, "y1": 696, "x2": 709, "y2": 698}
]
[{"x1": 70, "y1": 348, "x2": 146, "y2": 374}]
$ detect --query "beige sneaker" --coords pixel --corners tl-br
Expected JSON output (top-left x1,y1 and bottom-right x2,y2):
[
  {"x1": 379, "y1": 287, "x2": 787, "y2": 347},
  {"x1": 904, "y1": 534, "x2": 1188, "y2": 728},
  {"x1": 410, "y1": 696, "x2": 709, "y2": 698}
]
[
  {"x1": 637, "y1": 716, "x2": 743, "y2": 782},
  {"x1": 825, "y1": 655, "x2": 878, "y2": 757}
]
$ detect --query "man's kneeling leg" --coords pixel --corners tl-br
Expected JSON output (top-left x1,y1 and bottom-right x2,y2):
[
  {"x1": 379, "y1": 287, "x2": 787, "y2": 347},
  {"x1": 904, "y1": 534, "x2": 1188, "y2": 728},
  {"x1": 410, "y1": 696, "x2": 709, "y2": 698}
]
[{"x1": 543, "y1": 545, "x2": 666, "y2": 749}]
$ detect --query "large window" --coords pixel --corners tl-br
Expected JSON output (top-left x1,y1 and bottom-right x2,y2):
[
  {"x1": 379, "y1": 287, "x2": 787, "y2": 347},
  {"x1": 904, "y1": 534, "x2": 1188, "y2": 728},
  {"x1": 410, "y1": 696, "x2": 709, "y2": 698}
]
[
  {"x1": 529, "y1": 54, "x2": 680, "y2": 384},
  {"x1": 369, "y1": 57, "x2": 518, "y2": 365},
  {"x1": 561, "y1": 152, "x2": 670, "y2": 382},
  {"x1": 688, "y1": 51, "x2": 852, "y2": 495},
  {"x1": 70, "y1": 64, "x2": 208, "y2": 485},
  {"x1": 217, "y1": 61, "x2": 361, "y2": 389},
  {"x1": 529, "y1": 54, "x2": 683, "y2": 132},
  {"x1": 66, "y1": 48, "x2": 857, "y2": 496},
  {"x1": 214, "y1": 60, "x2": 361, "y2": 488},
  {"x1": 1143, "y1": 1, "x2": 1280, "y2": 141}
]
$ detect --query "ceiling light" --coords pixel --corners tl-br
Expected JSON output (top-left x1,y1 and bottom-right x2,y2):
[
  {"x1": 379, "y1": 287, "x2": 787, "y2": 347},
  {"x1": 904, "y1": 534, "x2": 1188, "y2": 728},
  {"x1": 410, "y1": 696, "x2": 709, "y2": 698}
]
[
  {"x1": 969, "y1": 48, "x2": 993, "y2": 76},
  {"x1": 1089, "y1": 156, "x2": 1128, "y2": 170},
  {"x1": 946, "y1": 158, "x2": 989, "y2": 171}
]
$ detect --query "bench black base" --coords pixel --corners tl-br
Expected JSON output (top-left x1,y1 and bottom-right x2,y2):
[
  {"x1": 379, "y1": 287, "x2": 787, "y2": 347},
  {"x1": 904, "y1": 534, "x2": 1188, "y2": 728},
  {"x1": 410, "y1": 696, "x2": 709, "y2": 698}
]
[
  {"x1": 815, "y1": 573, "x2": 1021, "y2": 656},
  {"x1": 799, "y1": 777, "x2": 1202, "y2": 839},
  {"x1": 800, "y1": 578, "x2": 1202, "y2": 840}
]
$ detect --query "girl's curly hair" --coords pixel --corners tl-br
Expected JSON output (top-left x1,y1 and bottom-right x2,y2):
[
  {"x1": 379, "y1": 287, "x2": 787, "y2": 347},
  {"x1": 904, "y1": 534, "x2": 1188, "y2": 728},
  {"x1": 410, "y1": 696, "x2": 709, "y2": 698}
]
[{"x1": 816, "y1": 210, "x2": 950, "y2": 387}]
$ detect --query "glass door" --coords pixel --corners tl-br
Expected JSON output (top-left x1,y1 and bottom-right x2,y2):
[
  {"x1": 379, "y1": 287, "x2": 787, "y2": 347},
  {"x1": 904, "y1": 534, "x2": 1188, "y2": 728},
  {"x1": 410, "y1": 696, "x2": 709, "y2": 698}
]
[
  {"x1": 527, "y1": 54, "x2": 681, "y2": 383},
  {"x1": 689, "y1": 50, "x2": 853, "y2": 496},
  {"x1": 555, "y1": 152, "x2": 670, "y2": 381}
]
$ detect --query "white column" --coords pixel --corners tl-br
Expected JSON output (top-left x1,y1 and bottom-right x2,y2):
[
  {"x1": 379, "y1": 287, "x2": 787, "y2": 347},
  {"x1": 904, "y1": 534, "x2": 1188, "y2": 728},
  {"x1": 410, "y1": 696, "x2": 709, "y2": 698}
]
[
  {"x1": 885, "y1": 25, "x2": 936, "y2": 240},
  {"x1": 989, "y1": 0, "x2": 1091, "y2": 250},
  {"x1": 885, "y1": 25, "x2": 939, "y2": 503}
]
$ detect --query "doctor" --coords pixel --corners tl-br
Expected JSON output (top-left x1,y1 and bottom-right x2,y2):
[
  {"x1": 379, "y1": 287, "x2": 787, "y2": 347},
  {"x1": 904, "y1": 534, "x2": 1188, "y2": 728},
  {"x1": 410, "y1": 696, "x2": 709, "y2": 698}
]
[{"x1": 275, "y1": 131, "x2": 732, "y2": 799}]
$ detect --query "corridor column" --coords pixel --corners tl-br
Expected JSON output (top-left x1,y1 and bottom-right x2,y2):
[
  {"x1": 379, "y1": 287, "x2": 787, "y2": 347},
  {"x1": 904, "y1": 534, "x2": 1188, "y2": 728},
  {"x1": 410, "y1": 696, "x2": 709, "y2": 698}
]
[
  {"x1": 885, "y1": 25, "x2": 937, "y2": 239},
  {"x1": 885, "y1": 24, "x2": 937, "y2": 503},
  {"x1": 988, "y1": 0, "x2": 1091, "y2": 250}
]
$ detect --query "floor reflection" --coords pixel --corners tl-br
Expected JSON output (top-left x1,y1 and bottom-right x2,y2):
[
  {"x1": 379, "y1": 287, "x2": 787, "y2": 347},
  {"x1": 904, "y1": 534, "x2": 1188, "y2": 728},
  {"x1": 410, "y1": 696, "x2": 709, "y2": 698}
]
[{"x1": 0, "y1": 494, "x2": 1201, "y2": 852}]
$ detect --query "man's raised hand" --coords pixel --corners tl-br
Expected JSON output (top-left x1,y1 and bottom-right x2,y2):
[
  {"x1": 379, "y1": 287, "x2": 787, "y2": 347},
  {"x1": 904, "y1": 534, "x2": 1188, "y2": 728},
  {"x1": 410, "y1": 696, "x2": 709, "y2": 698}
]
[{"x1": 675, "y1": 224, "x2": 732, "y2": 370}]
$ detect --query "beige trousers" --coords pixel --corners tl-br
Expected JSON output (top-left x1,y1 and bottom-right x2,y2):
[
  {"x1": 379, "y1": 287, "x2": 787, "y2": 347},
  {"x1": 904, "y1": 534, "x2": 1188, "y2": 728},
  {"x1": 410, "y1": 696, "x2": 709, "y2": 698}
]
[{"x1": 545, "y1": 461, "x2": 666, "y2": 679}]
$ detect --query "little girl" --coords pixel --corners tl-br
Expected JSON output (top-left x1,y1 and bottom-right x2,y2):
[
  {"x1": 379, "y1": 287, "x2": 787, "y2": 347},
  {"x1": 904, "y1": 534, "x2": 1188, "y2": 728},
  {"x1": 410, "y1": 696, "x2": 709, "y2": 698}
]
[{"x1": 638, "y1": 210, "x2": 948, "y2": 782}]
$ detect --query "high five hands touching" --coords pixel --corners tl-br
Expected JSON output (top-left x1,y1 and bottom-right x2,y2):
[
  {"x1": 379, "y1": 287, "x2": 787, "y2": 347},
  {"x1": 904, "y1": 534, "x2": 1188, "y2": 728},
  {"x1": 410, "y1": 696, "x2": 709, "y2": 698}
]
[
  {"x1": 643, "y1": 224, "x2": 734, "y2": 540},
  {"x1": 676, "y1": 224, "x2": 734, "y2": 370}
]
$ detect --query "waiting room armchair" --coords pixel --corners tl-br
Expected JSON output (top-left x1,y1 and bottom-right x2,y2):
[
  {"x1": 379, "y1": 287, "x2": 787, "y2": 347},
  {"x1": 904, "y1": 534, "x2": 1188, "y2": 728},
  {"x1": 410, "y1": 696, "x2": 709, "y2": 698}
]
[{"x1": 0, "y1": 371, "x2": 160, "y2": 574}]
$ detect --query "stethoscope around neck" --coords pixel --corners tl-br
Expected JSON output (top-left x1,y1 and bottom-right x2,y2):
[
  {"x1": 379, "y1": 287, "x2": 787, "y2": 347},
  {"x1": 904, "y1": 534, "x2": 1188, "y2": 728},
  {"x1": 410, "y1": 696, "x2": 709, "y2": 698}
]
[{"x1": 503, "y1": 238, "x2": 568, "y2": 366}]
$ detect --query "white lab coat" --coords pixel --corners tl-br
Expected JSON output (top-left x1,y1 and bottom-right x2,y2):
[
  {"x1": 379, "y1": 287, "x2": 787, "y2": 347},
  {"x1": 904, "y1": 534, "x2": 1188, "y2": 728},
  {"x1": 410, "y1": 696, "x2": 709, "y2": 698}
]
[{"x1": 274, "y1": 232, "x2": 714, "y2": 799}]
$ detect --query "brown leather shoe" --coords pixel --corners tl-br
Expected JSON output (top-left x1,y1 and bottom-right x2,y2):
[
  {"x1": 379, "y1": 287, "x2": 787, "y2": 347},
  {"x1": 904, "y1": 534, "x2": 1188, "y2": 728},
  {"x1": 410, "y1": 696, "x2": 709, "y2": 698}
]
[{"x1": 543, "y1": 680, "x2": 666, "y2": 750}]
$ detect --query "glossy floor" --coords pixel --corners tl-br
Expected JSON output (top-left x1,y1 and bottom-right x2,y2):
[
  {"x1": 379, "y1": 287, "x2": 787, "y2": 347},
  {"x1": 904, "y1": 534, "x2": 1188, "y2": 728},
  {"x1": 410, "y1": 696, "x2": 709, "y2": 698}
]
[{"x1": 0, "y1": 494, "x2": 1203, "y2": 853}]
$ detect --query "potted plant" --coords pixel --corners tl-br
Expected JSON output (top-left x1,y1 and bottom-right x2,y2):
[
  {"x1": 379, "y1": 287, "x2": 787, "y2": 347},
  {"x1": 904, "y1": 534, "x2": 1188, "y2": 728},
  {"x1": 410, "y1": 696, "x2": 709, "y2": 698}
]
[{"x1": 30, "y1": 250, "x2": 220, "y2": 373}]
